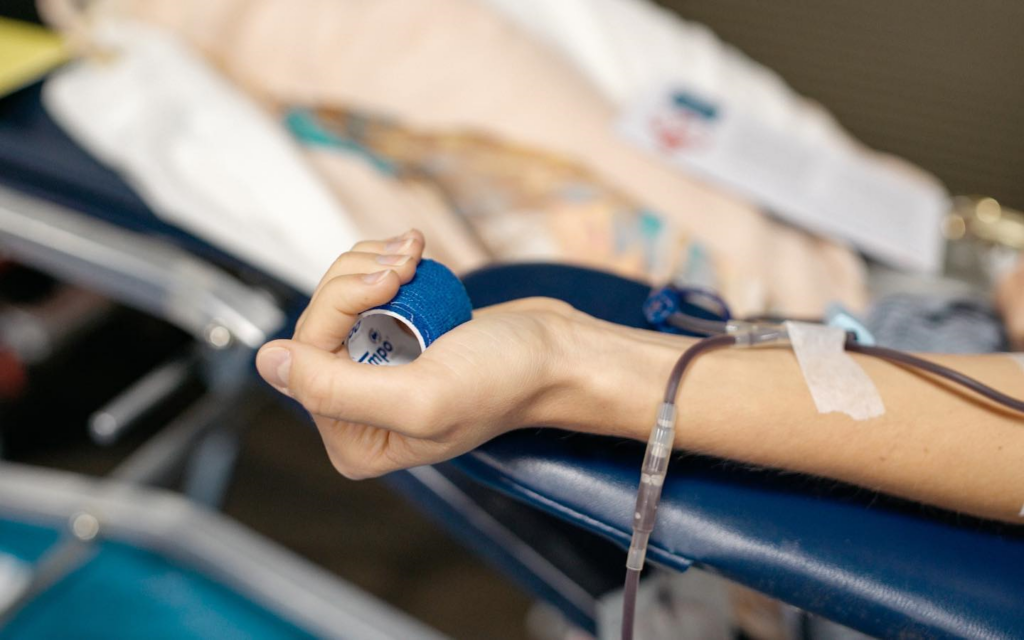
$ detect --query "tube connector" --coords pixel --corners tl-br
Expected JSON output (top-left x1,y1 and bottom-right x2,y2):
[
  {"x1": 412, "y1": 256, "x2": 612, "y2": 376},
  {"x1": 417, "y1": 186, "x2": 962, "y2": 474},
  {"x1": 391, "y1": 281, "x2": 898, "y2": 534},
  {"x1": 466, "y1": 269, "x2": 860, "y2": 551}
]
[
  {"x1": 626, "y1": 403, "x2": 678, "y2": 571},
  {"x1": 626, "y1": 531, "x2": 650, "y2": 571},
  {"x1": 726, "y1": 320, "x2": 789, "y2": 348}
]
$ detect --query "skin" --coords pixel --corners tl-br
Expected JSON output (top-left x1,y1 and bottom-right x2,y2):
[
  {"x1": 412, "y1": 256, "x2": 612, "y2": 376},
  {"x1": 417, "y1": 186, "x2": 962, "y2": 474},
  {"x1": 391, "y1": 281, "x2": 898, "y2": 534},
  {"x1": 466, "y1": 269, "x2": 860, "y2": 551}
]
[{"x1": 257, "y1": 230, "x2": 1024, "y2": 525}]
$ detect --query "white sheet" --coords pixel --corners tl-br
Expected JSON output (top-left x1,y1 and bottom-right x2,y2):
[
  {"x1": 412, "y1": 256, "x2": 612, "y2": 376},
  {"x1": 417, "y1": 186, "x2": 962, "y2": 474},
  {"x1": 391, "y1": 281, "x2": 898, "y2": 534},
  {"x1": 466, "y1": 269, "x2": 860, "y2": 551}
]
[{"x1": 42, "y1": 20, "x2": 360, "y2": 293}]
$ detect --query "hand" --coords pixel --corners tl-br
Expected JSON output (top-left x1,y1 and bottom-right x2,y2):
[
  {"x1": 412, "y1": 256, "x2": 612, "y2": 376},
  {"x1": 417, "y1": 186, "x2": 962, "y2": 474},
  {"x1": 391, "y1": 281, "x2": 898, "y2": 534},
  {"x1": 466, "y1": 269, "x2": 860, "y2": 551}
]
[{"x1": 255, "y1": 230, "x2": 582, "y2": 479}]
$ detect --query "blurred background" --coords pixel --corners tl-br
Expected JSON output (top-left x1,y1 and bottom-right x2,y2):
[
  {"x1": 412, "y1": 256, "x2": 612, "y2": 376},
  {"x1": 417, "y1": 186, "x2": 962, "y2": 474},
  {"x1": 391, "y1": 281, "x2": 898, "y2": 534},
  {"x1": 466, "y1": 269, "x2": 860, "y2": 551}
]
[
  {"x1": 667, "y1": 0, "x2": 1024, "y2": 209},
  {"x1": 0, "y1": 1, "x2": 1022, "y2": 639}
]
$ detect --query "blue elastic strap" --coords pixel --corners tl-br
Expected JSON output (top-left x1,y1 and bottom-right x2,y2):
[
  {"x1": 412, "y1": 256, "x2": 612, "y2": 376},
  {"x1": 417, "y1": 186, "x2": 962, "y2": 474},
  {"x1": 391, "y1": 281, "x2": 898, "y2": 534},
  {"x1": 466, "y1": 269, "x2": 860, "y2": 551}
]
[
  {"x1": 643, "y1": 285, "x2": 731, "y2": 336},
  {"x1": 373, "y1": 259, "x2": 473, "y2": 348}
]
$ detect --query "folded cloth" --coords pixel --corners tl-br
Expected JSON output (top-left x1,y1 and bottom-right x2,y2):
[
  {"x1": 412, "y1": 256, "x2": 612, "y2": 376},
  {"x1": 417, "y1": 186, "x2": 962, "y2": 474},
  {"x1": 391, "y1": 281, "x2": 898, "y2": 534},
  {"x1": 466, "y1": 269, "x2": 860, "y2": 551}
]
[
  {"x1": 41, "y1": 19, "x2": 361, "y2": 293},
  {"x1": 112, "y1": 0, "x2": 868, "y2": 317}
]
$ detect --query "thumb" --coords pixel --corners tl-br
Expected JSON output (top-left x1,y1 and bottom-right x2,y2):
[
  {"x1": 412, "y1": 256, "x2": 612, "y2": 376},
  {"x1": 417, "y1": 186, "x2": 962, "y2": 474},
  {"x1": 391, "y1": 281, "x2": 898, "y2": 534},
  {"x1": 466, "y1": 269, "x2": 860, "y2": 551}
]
[{"x1": 256, "y1": 339, "x2": 430, "y2": 431}]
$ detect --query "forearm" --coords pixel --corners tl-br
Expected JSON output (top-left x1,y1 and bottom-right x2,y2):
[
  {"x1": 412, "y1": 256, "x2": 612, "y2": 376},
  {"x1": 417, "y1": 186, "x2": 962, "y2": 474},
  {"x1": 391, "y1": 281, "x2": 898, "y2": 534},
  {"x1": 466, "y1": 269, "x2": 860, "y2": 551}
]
[{"x1": 548, "y1": 317, "x2": 1024, "y2": 524}]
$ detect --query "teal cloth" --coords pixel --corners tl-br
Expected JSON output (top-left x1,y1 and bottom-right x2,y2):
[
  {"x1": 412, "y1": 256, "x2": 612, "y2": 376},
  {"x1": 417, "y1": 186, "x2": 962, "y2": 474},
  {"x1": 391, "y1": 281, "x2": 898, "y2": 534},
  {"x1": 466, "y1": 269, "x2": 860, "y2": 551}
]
[{"x1": 0, "y1": 520, "x2": 314, "y2": 640}]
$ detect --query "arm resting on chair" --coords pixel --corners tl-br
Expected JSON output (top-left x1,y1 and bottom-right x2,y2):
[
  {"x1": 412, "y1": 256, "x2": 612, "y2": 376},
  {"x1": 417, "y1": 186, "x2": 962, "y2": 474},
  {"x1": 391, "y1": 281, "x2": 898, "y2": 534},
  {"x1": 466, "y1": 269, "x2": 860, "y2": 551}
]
[
  {"x1": 557, "y1": 316, "x2": 1024, "y2": 524},
  {"x1": 256, "y1": 231, "x2": 1024, "y2": 525}
]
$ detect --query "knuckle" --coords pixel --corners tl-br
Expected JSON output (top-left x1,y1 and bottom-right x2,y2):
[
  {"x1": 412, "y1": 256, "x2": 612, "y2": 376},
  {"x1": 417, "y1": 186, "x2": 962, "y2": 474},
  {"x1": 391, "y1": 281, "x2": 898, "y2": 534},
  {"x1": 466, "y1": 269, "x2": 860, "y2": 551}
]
[
  {"x1": 359, "y1": 459, "x2": 392, "y2": 479},
  {"x1": 538, "y1": 297, "x2": 575, "y2": 316},
  {"x1": 326, "y1": 451, "x2": 362, "y2": 480},
  {"x1": 317, "y1": 277, "x2": 360, "y2": 314},
  {"x1": 331, "y1": 250, "x2": 356, "y2": 272},
  {"x1": 323, "y1": 446, "x2": 349, "y2": 476},
  {"x1": 334, "y1": 461, "x2": 365, "y2": 480},
  {"x1": 512, "y1": 296, "x2": 575, "y2": 317},
  {"x1": 322, "y1": 442, "x2": 374, "y2": 480},
  {"x1": 335, "y1": 457, "x2": 383, "y2": 480},
  {"x1": 335, "y1": 251, "x2": 356, "y2": 267},
  {"x1": 320, "y1": 275, "x2": 347, "y2": 297}
]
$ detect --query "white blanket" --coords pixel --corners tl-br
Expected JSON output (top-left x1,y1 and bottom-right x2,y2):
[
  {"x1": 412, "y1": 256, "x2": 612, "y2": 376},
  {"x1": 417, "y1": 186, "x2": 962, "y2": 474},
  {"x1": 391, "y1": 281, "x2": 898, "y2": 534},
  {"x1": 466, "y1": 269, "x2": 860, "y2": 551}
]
[{"x1": 43, "y1": 20, "x2": 360, "y2": 293}]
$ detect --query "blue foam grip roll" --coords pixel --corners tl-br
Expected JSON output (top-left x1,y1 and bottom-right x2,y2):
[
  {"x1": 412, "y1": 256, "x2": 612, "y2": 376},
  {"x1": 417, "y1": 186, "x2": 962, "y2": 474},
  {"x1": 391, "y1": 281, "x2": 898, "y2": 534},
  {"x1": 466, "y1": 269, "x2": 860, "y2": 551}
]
[{"x1": 346, "y1": 259, "x2": 473, "y2": 366}]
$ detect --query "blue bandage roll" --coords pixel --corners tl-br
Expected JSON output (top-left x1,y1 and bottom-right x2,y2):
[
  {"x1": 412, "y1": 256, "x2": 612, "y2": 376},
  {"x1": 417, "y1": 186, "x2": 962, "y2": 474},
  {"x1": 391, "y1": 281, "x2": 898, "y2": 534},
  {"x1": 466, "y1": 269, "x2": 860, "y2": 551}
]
[{"x1": 346, "y1": 259, "x2": 473, "y2": 366}]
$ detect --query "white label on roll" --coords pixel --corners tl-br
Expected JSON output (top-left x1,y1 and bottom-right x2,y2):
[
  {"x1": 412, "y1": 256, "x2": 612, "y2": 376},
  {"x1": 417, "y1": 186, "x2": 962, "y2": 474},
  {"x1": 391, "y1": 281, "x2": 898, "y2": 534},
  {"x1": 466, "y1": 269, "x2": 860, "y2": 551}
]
[
  {"x1": 785, "y1": 321, "x2": 885, "y2": 420},
  {"x1": 347, "y1": 311, "x2": 424, "y2": 366}
]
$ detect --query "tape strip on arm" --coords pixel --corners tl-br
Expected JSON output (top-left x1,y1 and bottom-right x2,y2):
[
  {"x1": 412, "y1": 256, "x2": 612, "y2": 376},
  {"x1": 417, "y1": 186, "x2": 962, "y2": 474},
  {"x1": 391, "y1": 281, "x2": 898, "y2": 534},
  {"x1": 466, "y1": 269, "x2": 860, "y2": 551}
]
[{"x1": 784, "y1": 321, "x2": 885, "y2": 420}]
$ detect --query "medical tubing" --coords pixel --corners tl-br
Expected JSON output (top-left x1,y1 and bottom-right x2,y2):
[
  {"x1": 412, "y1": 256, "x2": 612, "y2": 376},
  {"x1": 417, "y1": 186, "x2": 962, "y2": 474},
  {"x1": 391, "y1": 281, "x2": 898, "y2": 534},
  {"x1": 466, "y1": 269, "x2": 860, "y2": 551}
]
[
  {"x1": 671, "y1": 309, "x2": 1024, "y2": 413},
  {"x1": 666, "y1": 313, "x2": 728, "y2": 336},
  {"x1": 623, "y1": 318, "x2": 1024, "y2": 640},
  {"x1": 662, "y1": 334, "x2": 738, "y2": 403},
  {"x1": 845, "y1": 340, "x2": 1024, "y2": 413},
  {"x1": 623, "y1": 335, "x2": 736, "y2": 640},
  {"x1": 626, "y1": 402, "x2": 676, "y2": 570},
  {"x1": 621, "y1": 568, "x2": 641, "y2": 640}
]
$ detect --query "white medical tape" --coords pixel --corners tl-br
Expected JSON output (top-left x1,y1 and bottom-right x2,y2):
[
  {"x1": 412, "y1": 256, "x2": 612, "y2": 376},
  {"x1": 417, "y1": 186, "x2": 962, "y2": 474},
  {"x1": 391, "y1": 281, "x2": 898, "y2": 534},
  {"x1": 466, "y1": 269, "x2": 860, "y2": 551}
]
[
  {"x1": 784, "y1": 321, "x2": 885, "y2": 421},
  {"x1": 1007, "y1": 353, "x2": 1024, "y2": 374},
  {"x1": 995, "y1": 356, "x2": 1024, "y2": 518}
]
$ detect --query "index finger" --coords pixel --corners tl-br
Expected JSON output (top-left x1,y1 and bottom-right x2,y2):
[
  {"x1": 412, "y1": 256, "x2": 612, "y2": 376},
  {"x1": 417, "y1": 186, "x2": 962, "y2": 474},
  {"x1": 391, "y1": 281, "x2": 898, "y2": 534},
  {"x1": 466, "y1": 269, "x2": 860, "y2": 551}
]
[
  {"x1": 315, "y1": 230, "x2": 425, "y2": 294},
  {"x1": 293, "y1": 269, "x2": 401, "y2": 352}
]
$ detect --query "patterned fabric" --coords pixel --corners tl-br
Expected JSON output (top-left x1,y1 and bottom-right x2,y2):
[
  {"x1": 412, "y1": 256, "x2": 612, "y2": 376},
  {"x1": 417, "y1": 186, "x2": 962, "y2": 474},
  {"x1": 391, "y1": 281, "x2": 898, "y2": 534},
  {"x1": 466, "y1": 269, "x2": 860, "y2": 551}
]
[
  {"x1": 866, "y1": 294, "x2": 1007, "y2": 353},
  {"x1": 288, "y1": 107, "x2": 695, "y2": 286}
]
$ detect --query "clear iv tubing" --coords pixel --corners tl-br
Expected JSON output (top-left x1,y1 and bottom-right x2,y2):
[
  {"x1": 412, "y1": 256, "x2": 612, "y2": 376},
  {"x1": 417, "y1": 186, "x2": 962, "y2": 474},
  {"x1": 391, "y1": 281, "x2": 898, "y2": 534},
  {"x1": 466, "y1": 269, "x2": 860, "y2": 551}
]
[
  {"x1": 672, "y1": 314, "x2": 1024, "y2": 412},
  {"x1": 622, "y1": 333, "x2": 736, "y2": 640},
  {"x1": 845, "y1": 340, "x2": 1024, "y2": 413},
  {"x1": 621, "y1": 319, "x2": 1024, "y2": 640}
]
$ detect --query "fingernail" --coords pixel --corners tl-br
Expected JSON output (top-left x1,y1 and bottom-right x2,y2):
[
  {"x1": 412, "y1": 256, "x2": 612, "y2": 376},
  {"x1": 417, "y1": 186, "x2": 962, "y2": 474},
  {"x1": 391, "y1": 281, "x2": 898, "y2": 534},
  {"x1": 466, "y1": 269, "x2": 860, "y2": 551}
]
[
  {"x1": 362, "y1": 269, "x2": 391, "y2": 284},
  {"x1": 257, "y1": 347, "x2": 291, "y2": 390},
  {"x1": 376, "y1": 254, "x2": 411, "y2": 266},
  {"x1": 384, "y1": 237, "x2": 414, "y2": 253}
]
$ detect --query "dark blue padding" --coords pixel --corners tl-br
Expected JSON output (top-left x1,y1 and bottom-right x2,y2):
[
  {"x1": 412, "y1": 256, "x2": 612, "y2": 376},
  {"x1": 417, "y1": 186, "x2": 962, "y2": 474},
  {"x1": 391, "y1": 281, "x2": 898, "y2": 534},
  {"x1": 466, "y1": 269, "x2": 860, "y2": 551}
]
[{"x1": 458, "y1": 263, "x2": 1024, "y2": 639}]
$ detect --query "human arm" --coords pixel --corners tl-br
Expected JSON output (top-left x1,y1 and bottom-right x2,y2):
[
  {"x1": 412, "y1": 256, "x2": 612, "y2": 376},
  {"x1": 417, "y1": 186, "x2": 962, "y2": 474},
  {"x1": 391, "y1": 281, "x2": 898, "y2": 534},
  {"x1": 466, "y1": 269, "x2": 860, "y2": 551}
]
[
  {"x1": 562, "y1": 317, "x2": 1024, "y2": 524},
  {"x1": 256, "y1": 231, "x2": 1024, "y2": 524}
]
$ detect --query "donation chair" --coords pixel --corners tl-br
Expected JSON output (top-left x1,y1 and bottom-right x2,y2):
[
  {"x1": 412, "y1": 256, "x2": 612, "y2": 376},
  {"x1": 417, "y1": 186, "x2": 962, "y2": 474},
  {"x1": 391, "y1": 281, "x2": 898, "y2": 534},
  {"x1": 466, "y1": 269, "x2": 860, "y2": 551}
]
[{"x1": 1, "y1": 82, "x2": 1023, "y2": 639}]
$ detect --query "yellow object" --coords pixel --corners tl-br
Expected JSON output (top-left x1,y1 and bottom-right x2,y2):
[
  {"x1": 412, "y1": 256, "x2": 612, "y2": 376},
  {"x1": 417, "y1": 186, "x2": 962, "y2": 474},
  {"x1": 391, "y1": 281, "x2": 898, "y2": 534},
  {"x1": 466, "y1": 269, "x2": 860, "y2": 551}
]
[{"x1": 0, "y1": 18, "x2": 68, "y2": 98}]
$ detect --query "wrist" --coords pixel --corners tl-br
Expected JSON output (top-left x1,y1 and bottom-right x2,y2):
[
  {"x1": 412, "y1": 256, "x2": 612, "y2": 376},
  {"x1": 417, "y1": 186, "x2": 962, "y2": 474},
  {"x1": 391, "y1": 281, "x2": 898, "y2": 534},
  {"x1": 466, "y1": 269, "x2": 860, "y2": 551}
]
[{"x1": 540, "y1": 314, "x2": 690, "y2": 439}]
